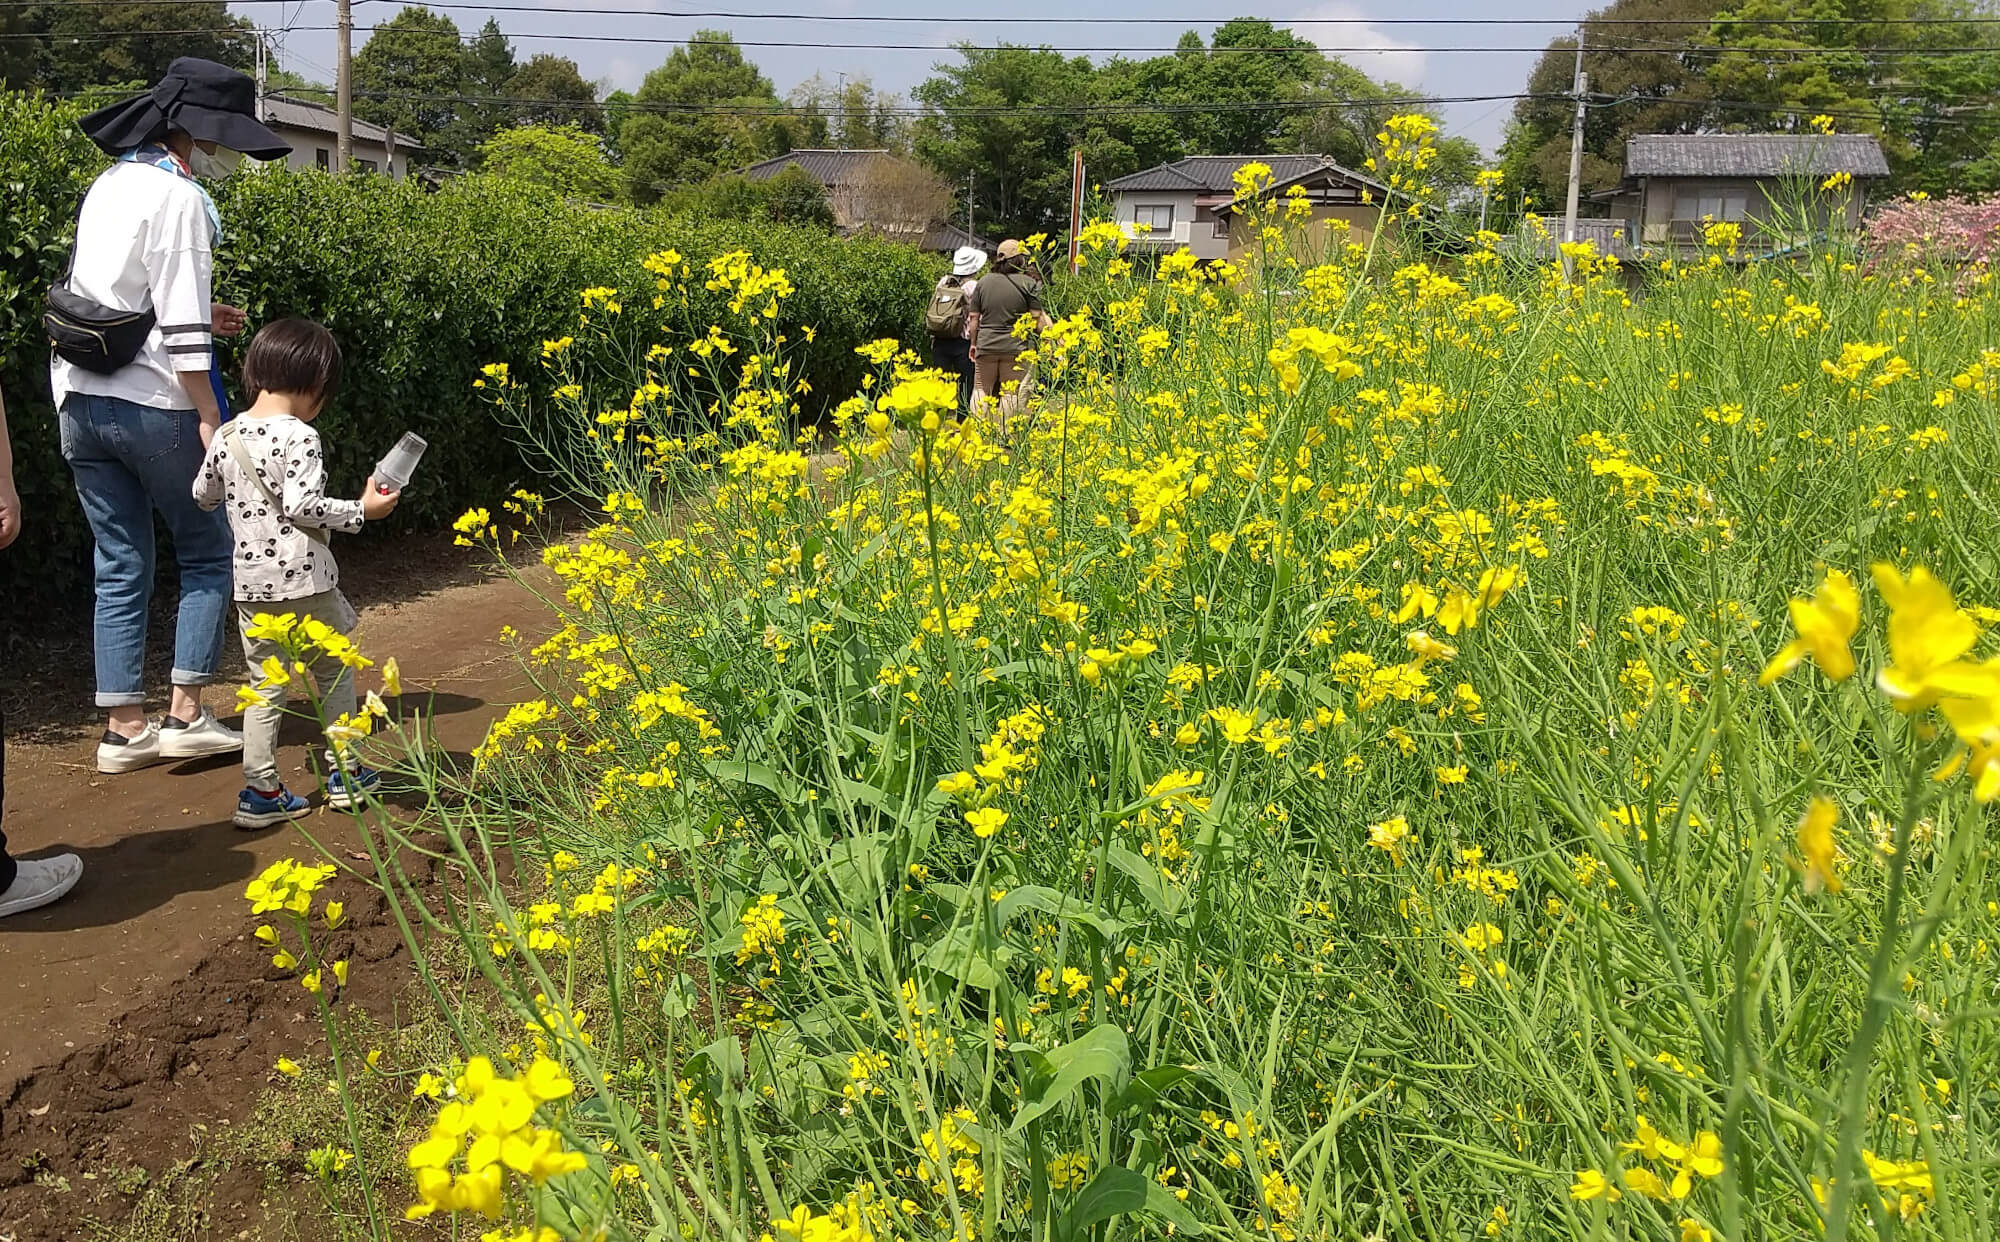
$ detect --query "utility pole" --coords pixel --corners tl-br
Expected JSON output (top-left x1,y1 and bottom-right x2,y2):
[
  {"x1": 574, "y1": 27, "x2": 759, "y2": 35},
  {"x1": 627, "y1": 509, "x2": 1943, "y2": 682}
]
[
  {"x1": 335, "y1": 0, "x2": 354, "y2": 172},
  {"x1": 1560, "y1": 30, "x2": 1587, "y2": 280},
  {"x1": 835, "y1": 71, "x2": 846, "y2": 149},
  {"x1": 253, "y1": 27, "x2": 267, "y2": 104},
  {"x1": 965, "y1": 170, "x2": 974, "y2": 238}
]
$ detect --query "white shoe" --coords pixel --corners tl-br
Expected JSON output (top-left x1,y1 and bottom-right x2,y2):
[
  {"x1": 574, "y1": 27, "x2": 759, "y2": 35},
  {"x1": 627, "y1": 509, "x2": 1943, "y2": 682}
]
[
  {"x1": 0, "y1": 854, "x2": 83, "y2": 918},
  {"x1": 96, "y1": 722, "x2": 164, "y2": 774},
  {"x1": 159, "y1": 707, "x2": 244, "y2": 760}
]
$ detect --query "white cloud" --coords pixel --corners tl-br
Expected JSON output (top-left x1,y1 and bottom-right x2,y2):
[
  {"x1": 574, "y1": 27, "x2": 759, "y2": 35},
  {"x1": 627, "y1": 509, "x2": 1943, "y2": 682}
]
[{"x1": 1295, "y1": 2, "x2": 1428, "y2": 93}]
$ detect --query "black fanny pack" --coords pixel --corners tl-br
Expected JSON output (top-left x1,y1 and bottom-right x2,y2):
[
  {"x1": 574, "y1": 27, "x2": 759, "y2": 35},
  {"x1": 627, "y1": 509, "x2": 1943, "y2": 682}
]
[
  {"x1": 45, "y1": 285, "x2": 156, "y2": 375},
  {"x1": 43, "y1": 191, "x2": 156, "y2": 375}
]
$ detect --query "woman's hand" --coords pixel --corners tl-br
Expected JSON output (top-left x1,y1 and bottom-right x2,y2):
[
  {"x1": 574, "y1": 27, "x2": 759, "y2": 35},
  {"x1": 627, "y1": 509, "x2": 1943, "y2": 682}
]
[
  {"x1": 0, "y1": 471, "x2": 21, "y2": 552},
  {"x1": 211, "y1": 302, "x2": 247, "y2": 336}
]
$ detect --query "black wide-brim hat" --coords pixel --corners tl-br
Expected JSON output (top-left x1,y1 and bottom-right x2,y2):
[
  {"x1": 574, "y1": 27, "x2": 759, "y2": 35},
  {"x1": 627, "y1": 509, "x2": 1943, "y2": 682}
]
[{"x1": 78, "y1": 56, "x2": 291, "y2": 159}]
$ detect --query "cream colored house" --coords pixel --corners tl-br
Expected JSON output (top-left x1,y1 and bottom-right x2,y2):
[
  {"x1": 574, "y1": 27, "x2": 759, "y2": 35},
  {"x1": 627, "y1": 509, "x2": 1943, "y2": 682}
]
[{"x1": 257, "y1": 95, "x2": 416, "y2": 179}]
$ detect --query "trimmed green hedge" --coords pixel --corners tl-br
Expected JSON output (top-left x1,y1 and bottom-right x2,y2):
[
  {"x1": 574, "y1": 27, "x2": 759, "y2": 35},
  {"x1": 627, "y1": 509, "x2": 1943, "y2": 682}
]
[{"x1": 0, "y1": 91, "x2": 938, "y2": 630}]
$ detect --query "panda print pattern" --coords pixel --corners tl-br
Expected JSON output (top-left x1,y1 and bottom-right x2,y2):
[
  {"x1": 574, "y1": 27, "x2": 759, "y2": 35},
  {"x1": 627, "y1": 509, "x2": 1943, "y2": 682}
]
[{"x1": 191, "y1": 414, "x2": 365, "y2": 603}]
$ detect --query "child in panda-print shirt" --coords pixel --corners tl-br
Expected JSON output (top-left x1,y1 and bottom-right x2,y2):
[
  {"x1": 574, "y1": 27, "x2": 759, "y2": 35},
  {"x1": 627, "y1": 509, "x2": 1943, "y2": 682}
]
[{"x1": 191, "y1": 317, "x2": 399, "y2": 829}]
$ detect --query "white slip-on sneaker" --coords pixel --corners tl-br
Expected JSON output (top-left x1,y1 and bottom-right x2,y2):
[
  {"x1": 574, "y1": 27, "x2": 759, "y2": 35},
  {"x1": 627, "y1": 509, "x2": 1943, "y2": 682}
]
[
  {"x1": 96, "y1": 722, "x2": 164, "y2": 774},
  {"x1": 0, "y1": 854, "x2": 83, "y2": 919},
  {"x1": 159, "y1": 707, "x2": 244, "y2": 760}
]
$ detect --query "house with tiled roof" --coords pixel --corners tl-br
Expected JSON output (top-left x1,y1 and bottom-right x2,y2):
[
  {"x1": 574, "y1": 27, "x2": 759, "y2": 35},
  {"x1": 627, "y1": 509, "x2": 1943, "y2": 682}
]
[
  {"x1": 1103, "y1": 154, "x2": 1386, "y2": 260},
  {"x1": 1604, "y1": 133, "x2": 1889, "y2": 252},
  {"x1": 257, "y1": 94, "x2": 418, "y2": 179},
  {"x1": 737, "y1": 149, "x2": 962, "y2": 249}
]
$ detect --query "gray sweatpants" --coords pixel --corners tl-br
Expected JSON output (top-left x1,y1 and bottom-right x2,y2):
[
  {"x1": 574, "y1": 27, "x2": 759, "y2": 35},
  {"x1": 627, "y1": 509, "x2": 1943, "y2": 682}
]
[{"x1": 238, "y1": 589, "x2": 358, "y2": 788}]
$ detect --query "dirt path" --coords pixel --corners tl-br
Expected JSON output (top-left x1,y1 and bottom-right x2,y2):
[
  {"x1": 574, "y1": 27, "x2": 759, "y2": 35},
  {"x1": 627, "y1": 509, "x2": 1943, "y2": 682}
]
[{"x1": 0, "y1": 554, "x2": 550, "y2": 1097}]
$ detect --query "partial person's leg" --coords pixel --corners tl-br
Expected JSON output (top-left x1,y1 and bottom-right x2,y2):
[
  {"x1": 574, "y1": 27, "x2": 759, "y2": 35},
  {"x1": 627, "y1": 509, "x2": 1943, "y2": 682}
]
[
  {"x1": 237, "y1": 613, "x2": 289, "y2": 791},
  {"x1": 233, "y1": 615, "x2": 309, "y2": 827},
  {"x1": 992, "y1": 354, "x2": 1026, "y2": 436},
  {"x1": 0, "y1": 704, "x2": 15, "y2": 895},
  {"x1": 61, "y1": 396, "x2": 158, "y2": 736},
  {"x1": 130, "y1": 405, "x2": 234, "y2": 732},
  {"x1": 973, "y1": 352, "x2": 1000, "y2": 423},
  {"x1": 0, "y1": 703, "x2": 84, "y2": 917}
]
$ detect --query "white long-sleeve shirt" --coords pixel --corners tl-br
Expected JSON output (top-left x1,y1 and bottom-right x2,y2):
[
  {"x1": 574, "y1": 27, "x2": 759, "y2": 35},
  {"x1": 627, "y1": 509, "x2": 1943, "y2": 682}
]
[
  {"x1": 193, "y1": 414, "x2": 365, "y2": 603},
  {"x1": 50, "y1": 157, "x2": 216, "y2": 412}
]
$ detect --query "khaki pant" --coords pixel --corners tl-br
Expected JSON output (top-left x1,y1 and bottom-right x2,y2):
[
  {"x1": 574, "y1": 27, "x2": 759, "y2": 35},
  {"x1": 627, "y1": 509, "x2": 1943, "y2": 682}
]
[
  {"x1": 239, "y1": 589, "x2": 358, "y2": 788},
  {"x1": 972, "y1": 350, "x2": 1030, "y2": 434}
]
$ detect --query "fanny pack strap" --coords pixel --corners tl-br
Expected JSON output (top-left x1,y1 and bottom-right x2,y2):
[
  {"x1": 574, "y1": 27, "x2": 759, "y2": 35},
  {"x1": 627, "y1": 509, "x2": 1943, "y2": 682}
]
[{"x1": 220, "y1": 423, "x2": 327, "y2": 546}]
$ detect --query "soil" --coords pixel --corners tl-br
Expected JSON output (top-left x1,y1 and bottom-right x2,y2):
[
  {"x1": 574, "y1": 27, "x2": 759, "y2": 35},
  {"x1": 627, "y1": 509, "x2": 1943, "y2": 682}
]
[{"x1": 0, "y1": 533, "x2": 559, "y2": 1241}]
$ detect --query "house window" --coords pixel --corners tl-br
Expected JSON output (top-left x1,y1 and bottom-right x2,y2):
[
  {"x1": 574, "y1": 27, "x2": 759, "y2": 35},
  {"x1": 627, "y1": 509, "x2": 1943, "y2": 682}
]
[
  {"x1": 1672, "y1": 187, "x2": 1748, "y2": 222},
  {"x1": 359, "y1": 158, "x2": 378, "y2": 174},
  {"x1": 1133, "y1": 204, "x2": 1174, "y2": 231},
  {"x1": 316, "y1": 148, "x2": 330, "y2": 169}
]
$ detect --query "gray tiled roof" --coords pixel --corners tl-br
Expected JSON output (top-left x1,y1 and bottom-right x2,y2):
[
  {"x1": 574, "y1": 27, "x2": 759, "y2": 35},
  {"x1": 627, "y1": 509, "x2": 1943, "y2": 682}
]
[
  {"x1": 1104, "y1": 154, "x2": 1338, "y2": 194},
  {"x1": 1625, "y1": 134, "x2": 1889, "y2": 178},
  {"x1": 260, "y1": 94, "x2": 402, "y2": 146},
  {"x1": 921, "y1": 221, "x2": 994, "y2": 254},
  {"x1": 736, "y1": 148, "x2": 891, "y2": 186}
]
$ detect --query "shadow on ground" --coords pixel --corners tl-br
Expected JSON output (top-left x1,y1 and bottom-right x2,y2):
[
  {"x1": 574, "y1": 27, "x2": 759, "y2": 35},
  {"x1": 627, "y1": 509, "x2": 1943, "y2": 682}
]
[
  {"x1": 0, "y1": 819, "x2": 254, "y2": 934},
  {"x1": 0, "y1": 527, "x2": 505, "y2": 744}
]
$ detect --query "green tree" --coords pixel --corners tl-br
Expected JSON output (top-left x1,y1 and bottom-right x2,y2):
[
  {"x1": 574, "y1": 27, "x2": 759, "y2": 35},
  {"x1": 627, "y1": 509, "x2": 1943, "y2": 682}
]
[
  {"x1": 478, "y1": 123, "x2": 620, "y2": 201},
  {"x1": 265, "y1": 65, "x2": 328, "y2": 96},
  {"x1": 1, "y1": 2, "x2": 254, "y2": 94},
  {"x1": 620, "y1": 32, "x2": 790, "y2": 204},
  {"x1": 1707, "y1": 0, "x2": 2000, "y2": 194},
  {"x1": 353, "y1": 6, "x2": 466, "y2": 161},
  {"x1": 1500, "y1": 0, "x2": 1724, "y2": 210},
  {"x1": 1501, "y1": 0, "x2": 2000, "y2": 204},
  {"x1": 912, "y1": 45, "x2": 1096, "y2": 237},
  {"x1": 449, "y1": 17, "x2": 518, "y2": 151},
  {"x1": 660, "y1": 165, "x2": 837, "y2": 229},
  {"x1": 603, "y1": 89, "x2": 636, "y2": 159},
  {"x1": 914, "y1": 23, "x2": 1424, "y2": 238},
  {"x1": 506, "y1": 53, "x2": 603, "y2": 133},
  {"x1": 790, "y1": 73, "x2": 906, "y2": 150},
  {"x1": 762, "y1": 165, "x2": 838, "y2": 227}
]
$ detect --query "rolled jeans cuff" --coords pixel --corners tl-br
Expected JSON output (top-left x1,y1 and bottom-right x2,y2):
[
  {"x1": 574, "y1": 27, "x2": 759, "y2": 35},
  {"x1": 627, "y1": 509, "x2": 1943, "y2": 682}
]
[
  {"x1": 95, "y1": 690, "x2": 148, "y2": 708},
  {"x1": 171, "y1": 667, "x2": 221, "y2": 687}
]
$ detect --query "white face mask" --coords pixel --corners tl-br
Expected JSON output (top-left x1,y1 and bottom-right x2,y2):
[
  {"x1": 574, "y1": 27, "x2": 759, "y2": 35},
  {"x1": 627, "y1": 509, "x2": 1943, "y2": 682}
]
[{"x1": 187, "y1": 145, "x2": 243, "y2": 179}]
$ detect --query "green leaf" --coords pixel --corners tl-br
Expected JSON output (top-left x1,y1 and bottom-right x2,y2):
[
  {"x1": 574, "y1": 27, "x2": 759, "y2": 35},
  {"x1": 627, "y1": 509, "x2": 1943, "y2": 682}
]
[
  {"x1": 1111, "y1": 1065, "x2": 1193, "y2": 1115},
  {"x1": 994, "y1": 885, "x2": 1127, "y2": 940},
  {"x1": 1056, "y1": 1167, "x2": 1206, "y2": 1241},
  {"x1": 703, "y1": 758, "x2": 801, "y2": 800},
  {"x1": 1013, "y1": 1024, "x2": 1131, "y2": 1132},
  {"x1": 920, "y1": 923, "x2": 1010, "y2": 989},
  {"x1": 1107, "y1": 845, "x2": 1186, "y2": 918}
]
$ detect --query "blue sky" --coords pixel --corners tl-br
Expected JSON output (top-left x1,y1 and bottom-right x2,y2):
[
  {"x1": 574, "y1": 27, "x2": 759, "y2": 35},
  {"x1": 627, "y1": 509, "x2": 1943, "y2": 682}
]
[{"x1": 241, "y1": 0, "x2": 1596, "y2": 158}]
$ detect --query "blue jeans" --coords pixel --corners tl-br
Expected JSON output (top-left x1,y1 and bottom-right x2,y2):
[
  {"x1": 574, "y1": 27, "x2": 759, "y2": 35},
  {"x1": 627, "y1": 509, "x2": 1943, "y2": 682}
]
[{"x1": 59, "y1": 393, "x2": 232, "y2": 708}]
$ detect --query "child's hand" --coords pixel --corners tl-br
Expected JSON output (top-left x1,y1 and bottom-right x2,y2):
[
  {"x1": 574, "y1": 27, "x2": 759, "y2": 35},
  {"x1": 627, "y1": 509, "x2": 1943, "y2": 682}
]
[{"x1": 362, "y1": 477, "x2": 401, "y2": 521}]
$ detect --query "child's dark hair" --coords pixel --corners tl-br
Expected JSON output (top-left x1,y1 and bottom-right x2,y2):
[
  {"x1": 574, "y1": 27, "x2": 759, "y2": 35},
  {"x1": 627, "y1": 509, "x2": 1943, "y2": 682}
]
[{"x1": 242, "y1": 317, "x2": 342, "y2": 405}]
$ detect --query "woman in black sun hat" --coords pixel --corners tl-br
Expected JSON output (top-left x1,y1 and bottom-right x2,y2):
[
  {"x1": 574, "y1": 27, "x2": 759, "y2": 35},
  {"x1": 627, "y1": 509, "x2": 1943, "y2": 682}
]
[{"x1": 46, "y1": 59, "x2": 290, "y2": 788}]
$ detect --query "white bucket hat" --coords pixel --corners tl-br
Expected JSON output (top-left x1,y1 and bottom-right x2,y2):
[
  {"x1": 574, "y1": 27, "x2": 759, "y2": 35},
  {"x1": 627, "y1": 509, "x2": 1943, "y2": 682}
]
[{"x1": 951, "y1": 245, "x2": 987, "y2": 277}]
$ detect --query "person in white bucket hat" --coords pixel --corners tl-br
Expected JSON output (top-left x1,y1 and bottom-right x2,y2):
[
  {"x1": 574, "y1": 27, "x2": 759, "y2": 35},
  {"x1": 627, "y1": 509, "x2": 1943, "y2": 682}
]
[{"x1": 925, "y1": 245, "x2": 987, "y2": 414}]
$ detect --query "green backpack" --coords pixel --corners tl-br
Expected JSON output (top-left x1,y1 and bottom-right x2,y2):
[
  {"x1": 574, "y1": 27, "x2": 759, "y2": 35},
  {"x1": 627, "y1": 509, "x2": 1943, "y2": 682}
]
[{"x1": 925, "y1": 279, "x2": 971, "y2": 337}]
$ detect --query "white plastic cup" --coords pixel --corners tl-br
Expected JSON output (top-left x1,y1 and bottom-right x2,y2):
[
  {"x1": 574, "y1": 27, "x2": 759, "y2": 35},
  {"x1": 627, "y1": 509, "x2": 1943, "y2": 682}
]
[{"x1": 375, "y1": 431, "x2": 428, "y2": 493}]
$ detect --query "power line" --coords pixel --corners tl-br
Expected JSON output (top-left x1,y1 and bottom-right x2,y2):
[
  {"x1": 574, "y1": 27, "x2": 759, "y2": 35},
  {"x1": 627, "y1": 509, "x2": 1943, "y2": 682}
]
[
  {"x1": 12, "y1": 0, "x2": 2000, "y2": 22},
  {"x1": 234, "y1": 84, "x2": 1994, "y2": 128},
  {"x1": 12, "y1": 23, "x2": 2000, "y2": 61}
]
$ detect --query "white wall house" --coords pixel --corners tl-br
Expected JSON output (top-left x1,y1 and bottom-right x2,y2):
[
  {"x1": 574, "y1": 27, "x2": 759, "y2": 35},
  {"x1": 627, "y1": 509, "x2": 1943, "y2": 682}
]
[
  {"x1": 257, "y1": 95, "x2": 416, "y2": 178},
  {"x1": 1103, "y1": 155, "x2": 1382, "y2": 261}
]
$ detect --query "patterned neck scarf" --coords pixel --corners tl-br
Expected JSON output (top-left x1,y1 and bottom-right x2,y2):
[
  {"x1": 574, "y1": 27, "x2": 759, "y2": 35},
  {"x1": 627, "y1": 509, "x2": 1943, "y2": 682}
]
[{"x1": 119, "y1": 143, "x2": 223, "y2": 244}]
